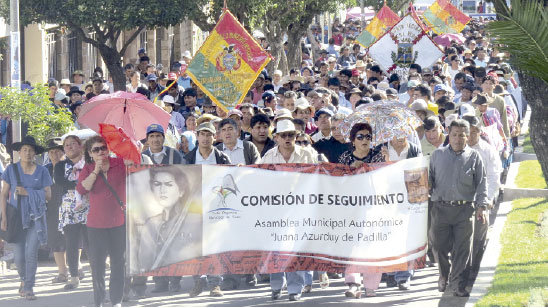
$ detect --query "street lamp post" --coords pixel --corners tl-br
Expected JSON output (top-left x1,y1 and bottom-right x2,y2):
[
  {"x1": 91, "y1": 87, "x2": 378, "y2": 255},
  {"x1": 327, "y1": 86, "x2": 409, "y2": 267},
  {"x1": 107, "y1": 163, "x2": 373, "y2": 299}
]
[{"x1": 10, "y1": 0, "x2": 21, "y2": 157}]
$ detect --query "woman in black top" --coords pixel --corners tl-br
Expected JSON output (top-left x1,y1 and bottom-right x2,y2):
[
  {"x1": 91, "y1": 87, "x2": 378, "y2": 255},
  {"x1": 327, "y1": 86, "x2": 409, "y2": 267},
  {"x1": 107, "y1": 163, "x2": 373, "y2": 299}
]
[{"x1": 338, "y1": 122, "x2": 385, "y2": 167}]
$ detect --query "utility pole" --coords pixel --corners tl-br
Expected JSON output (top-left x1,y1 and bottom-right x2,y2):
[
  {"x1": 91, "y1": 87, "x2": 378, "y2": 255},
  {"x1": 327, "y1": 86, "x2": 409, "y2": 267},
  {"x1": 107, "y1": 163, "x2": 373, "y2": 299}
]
[{"x1": 10, "y1": 0, "x2": 21, "y2": 160}]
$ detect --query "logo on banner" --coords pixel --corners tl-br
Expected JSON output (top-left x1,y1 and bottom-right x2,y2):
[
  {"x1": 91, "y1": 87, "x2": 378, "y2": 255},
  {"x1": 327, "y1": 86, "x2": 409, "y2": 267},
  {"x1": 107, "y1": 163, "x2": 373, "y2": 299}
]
[
  {"x1": 209, "y1": 174, "x2": 241, "y2": 219},
  {"x1": 391, "y1": 43, "x2": 418, "y2": 67},
  {"x1": 215, "y1": 44, "x2": 242, "y2": 73}
]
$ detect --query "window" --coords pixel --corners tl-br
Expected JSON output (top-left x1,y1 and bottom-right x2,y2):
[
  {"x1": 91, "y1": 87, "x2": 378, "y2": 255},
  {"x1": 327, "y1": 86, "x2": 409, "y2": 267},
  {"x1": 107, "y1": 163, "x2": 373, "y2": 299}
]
[
  {"x1": 46, "y1": 32, "x2": 57, "y2": 79},
  {"x1": 68, "y1": 32, "x2": 80, "y2": 76}
]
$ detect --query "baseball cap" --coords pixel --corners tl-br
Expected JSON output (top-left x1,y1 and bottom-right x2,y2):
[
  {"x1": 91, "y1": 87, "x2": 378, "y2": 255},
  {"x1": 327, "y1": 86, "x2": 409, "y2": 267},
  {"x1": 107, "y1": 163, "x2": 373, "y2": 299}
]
[
  {"x1": 407, "y1": 80, "x2": 420, "y2": 88},
  {"x1": 146, "y1": 74, "x2": 158, "y2": 81},
  {"x1": 385, "y1": 88, "x2": 398, "y2": 96},
  {"x1": 314, "y1": 108, "x2": 334, "y2": 121},
  {"x1": 433, "y1": 84, "x2": 448, "y2": 94},
  {"x1": 262, "y1": 90, "x2": 276, "y2": 101},
  {"x1": 196, "y1": 122, "x2": 216, "y2": 135},
  {"x1": 146, "y1": 124, "x2": 165, "y2": 136},
  {"x1": 228, "y1": 109, "x2": 243, "y2": 119}
]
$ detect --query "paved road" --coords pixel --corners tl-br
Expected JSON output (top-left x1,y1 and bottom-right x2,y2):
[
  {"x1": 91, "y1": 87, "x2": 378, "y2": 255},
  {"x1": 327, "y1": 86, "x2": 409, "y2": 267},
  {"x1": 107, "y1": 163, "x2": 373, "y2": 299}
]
[{"x1": 0, "y1": 260, "x2": 469, "y2": 307}]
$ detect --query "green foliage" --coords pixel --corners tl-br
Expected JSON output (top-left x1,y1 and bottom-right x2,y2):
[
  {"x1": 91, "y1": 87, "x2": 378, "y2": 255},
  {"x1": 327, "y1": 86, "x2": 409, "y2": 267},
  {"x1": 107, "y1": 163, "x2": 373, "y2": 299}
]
[
  {"x1": 0, "y1": 84, "x2": 75, "y2": 146},
  {"x1": 476, "y1": 198, "x2": 548, "y2": 306},
  {"x1": 486, "y1": 0, "x2": 548, "y2": 84}
]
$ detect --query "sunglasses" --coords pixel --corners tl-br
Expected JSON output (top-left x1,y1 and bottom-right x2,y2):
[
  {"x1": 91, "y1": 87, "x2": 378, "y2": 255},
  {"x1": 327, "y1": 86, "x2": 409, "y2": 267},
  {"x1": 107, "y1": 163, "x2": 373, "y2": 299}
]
[
  {"x1": 296, "y1": 140, "x2": 310, "y2": 146},
  {"x1": 91, "y1": 145, "x2": 108, "y2": 153},
  {"x1": 355, "y1": 133, "x2": 372, "y2": 141},
  {"x1": 278, "y1": 132, "x2": 296, "y2": 139}
]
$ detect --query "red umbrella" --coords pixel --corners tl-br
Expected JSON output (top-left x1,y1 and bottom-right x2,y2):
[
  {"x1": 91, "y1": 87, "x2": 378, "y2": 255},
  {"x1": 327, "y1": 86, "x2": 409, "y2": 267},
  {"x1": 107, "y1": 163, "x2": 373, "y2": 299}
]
[
  {"x1": 99, "y1": 123, "x2": 141, "y2": 165},
  {"x1": 78, "y1": 91, "x2": 171, "y2": 141},
  {"x1": 434, "y1": 33, "x2": 466, "y2": 47}
]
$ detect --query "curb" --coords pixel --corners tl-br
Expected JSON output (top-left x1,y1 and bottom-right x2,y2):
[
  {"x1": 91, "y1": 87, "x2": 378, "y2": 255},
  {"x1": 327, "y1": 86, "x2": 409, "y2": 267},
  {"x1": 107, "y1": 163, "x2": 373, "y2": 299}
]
[{"x1": 465, "y1": 201, "x2": 514, "y2": 307}]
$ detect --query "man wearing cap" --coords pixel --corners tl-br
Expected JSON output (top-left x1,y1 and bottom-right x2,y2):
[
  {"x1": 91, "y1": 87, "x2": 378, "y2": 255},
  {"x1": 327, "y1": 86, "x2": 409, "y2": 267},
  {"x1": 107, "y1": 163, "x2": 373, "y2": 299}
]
[
  {"x1": 247, "y1": 114, "x2": 275, "y2": 157},
  {"x1": 313, "y1": 113, "x2": 351, "y2": 163},
  {"x1": 311, "y1": 108, "x2": 333, "y2": 143},
  {"x1": 225, "y1": 109, "x2": 249, "y2": 140},
  {"x1": 183, "y1": 122, "x2": 231, "y2": 297},
  {"x1": 91, "y1": 76, "x2": 109, "y2": 96},
  {"x1": 146, "y1": 74, "x2": 164, "y2": 102},
  {"x1": 260, "y1": 119, "x2": 317, "y2": 301},
  {"x1": 160, "y1": 96, "x2": 185, "y2": 134},
  {"x1": 400, "y1": 80, "x2": 420, "y2": 106},
  {"x1": 216, "y1": 118, "x2": 260, "y2": 165},
  {"x1": 455, "y1": 82, "x2": 475, "y2": 107},
  {"x1": 201, "y1": 97, "x2": 217, "y2": 115},
  {"x1": 385, "y1": 88, "x2": 398, "y2": 101},
  {"x1": 434, "y1": 84, "x2": 452, "y2": 102},
  {"x1": 429, "y1": 119, "x2": 489, "y2": 297},
  {"x1": 142, "y1": 124, "x2": 185, "y2": 165},
  {"x1": 462, "y1": 115, "x2": 502, "y2": 280},
  {"x1": 261, "y1": 91, "x2": 277, "y2": 110}
]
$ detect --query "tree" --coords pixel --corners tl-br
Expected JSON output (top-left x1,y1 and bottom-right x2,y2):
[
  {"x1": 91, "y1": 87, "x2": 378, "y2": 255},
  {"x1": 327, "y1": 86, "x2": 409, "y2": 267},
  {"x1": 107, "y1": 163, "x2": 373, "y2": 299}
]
[
  {"x1": 1, "y1": 0, "x2": 194, "y2": 91},
  {"x1": 486, "y1": 0, "x2": 548, "y2": 184},
  {"x1": 0, "y1": 84, "x2": 74, "y2": 145}
]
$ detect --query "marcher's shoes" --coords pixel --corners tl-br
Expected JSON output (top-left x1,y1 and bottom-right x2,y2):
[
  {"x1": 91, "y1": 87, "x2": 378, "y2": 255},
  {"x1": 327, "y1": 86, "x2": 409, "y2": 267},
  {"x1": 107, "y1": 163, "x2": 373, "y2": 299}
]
[
  {"x1": 438, "y1": 276, "x2": 447, "y2": 292},
  {"x1": 271, "y1": 290, "x2": 281, "y2": 300},
  {"x1": 246, "y1": 274, "x2": 258, "y2": 287},
  {"x1": 364, "y1": 288, "x2": 376, "y2": 297},
  {"x1": 303, "y1": 285, "x2": 312, "y2": 293},
  {"x1": 64, "y1": 277, "x2": 80, "y2": 290},
  {"x1": 78, "y1": 269, "x2": 86, "y2": 280},
  {"x1": 151, "y1": 284, "x2": 169, "y2": 293},
  {"x1": 169, "y1": 282, "x2": 182, "y2": 293},
  {"x1": 386, "y1": 275, "x2": 397, "y2": 288},
  {"x1": 398, "y1": 281, "x2": 410, "y2": 290},
  {"x1": 345, "y1": 284, "x2": 360, "y2": 298},
  {"x1": 327, "y1": 272, "x2": 342, "y2": 279},
  {"x1": 189, "y1": 281, "x2": 204, "y2": 297},
  {"x1": 453, "y1": 288, "x2": 470, "y2": 297},
  {"x1": 52, "y1": 273, "x2": 68, "y2": 284},
  {"x1": 288, "y1": 293, "x2": 301, "y2": 301},
  {"x1": 319, "y1": 272, "x2": 330, "y2": 289},
  {"x1": 210, "y1": 286, "x2": 224, "y2": 297}
]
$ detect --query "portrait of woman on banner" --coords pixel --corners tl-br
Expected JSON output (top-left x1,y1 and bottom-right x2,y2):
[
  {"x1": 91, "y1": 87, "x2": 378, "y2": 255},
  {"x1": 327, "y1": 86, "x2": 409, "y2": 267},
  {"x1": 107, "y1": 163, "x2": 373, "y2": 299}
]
[{"x1": 129, "y1": 166, "x2": 202, "y2": 273}]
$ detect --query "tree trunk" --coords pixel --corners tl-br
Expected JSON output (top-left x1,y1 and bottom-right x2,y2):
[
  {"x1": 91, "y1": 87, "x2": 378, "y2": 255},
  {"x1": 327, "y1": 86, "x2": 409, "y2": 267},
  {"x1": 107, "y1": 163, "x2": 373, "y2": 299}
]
[
  {"x1": 286, "y1": 30, "x2": 303, "y2": 71},
  {"x1": 263, "y1": 16, "x2": 287, "y2": 75},
  {"x1": 307, "y1": 27, "x2": 321, "y2": 62},
  {"x1": 517, "y1": 70, "x2": 548, "y2": 185},
  {"x1": 97, "y1": 45, "x2": 126, "y2": 91}
]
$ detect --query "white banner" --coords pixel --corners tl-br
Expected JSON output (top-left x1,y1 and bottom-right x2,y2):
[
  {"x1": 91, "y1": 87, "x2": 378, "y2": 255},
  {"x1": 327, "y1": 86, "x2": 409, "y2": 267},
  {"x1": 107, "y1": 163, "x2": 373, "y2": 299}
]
[{"x1": 127, "y1": 157, "x2": 430, "y2": 275}]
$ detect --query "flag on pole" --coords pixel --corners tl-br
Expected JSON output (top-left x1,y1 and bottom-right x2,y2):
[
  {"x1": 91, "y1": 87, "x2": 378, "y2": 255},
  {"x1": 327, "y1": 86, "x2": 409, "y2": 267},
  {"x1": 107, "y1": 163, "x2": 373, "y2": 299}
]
[
  {"x1": 187, "y1": 9, "x2": 272, "y2": 112},
  {"x1": 422, "y1": 0, "x2": 471, "y2": 34},
  {"x1": 356, "y1": 4, "x2": 400, "y2": 48}
]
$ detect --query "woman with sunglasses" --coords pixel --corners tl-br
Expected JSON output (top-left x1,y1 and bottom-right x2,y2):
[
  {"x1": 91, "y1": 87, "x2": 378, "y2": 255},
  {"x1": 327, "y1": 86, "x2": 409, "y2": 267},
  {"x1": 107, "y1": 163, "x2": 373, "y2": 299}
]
[
  {"x1": 295, "y1": 133, "x2": 327, "y2": 162},
  {"x1": 76, "y1": 136, "x2": 126, "y2": 307},
  {"x1": 338, "y1": 122, "x2": 384, "y2": 168},
  {"x1": 337, "y1": 122, "x2": 384, "y2": 298}
]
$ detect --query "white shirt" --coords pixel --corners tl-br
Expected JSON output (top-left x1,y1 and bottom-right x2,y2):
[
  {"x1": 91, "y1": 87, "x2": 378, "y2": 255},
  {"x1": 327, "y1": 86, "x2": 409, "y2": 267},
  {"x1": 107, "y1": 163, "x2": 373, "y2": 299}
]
[
  {"x1": 388, "y1": 142, "x2": 409, "y2": 161},
  {"x1": 311, "y1": 130, "x2": 331, "y2": 143},
  {"x1": 470, "y1": 139, "x2": 502, "y2": 202},
  {"x1": 222, "y1": 139, "x2": 245, "y2": 165},
  {"x1": 126, "y1": 82, "x2": 146, "y2": 93},
  {"x1": 399, "y1": 92, "x2": 411, "y2": 105},
  {"x1": 195, "y1": 148, "x2": 217, "y2": 165},
  {"x1": 260, "y1": 145, "x2": 318, "y2": 164},
  {"x1": 151, "y1": 147, "x2": 167, "y2": 164}
]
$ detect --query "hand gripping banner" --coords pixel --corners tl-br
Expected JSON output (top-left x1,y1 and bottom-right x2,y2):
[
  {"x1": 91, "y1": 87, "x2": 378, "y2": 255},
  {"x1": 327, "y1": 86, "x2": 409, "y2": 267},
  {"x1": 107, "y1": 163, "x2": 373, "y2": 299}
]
[{"x1": 126, "y1": 157, "x2": 429, "y2": 276}]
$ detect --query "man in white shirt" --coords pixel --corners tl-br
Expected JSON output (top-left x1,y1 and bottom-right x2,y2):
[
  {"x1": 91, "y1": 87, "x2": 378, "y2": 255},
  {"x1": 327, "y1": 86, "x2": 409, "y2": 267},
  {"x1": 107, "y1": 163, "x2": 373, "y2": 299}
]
[
  {"x1": 463, "y1": 115, "x2": 502, "y2": 277},
  {"x1": 311, "y1": 109, "x2": 333, "y2": 143},
  {"x1": 216, "y1": 118, "x2": 260, "y2": 165},
  {"x1": 260, "y1": 119, "x2": 317, "y2": 301}
]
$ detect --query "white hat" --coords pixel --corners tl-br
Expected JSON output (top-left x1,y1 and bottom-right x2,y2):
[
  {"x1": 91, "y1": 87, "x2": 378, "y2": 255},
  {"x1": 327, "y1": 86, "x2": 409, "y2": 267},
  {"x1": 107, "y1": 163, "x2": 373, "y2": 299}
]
[
  {"x1": 60, "y1": 78, "x2": 71, "y2": 86},
  {"x1": 275, "y1": 119, "x2": 297, "y2": 134},
  {"x1": 273, "y1": 70, "x2": 283, "y2": 77},
  {"x1": 459, "y1": 103, "x2": 475, "y2": 117},
  {"x1": 162, "y1": 95, "x2": 176, "y2": 105},
  {"x1": 377, "y1": 81, "x2": 390, "y2": 91},
  {"x1": 410, "y1": 99, "x2": 434, "y2": 116},
  {"x1": 182, "y1": 50, "x2": 192, "y2": 59},
  {"x1": 445, "y1": 113, "x2": 459, "y2": 128},
  {"x1": 294, "y1": 97, "x2": 314, "y2": 112},
  {"x1": 273, "y1": 108, "x2": 293, "y2": 122}
]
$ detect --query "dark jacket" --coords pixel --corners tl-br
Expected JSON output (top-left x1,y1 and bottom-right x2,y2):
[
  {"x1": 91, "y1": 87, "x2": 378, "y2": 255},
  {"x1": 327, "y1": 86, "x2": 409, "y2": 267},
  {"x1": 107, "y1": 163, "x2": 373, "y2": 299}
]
[
  {"x1": 184, "y1": 147, "x2": 232, "y2": 165},
  {"x1": 245, "y1": 136, "x2": 276, "y2": 158},
  {"x1": 313, "y1": 136, "x2": 352, "y2": 163},
  {"x1": 377, "y1": 141, "x2": 422, "y2": 159},
  {"x1": 215, "y1": 140, "x2": 260, "y2": 165},
  {"x1": 142, "y1": 146, "x2": 186, "y2": 165}
]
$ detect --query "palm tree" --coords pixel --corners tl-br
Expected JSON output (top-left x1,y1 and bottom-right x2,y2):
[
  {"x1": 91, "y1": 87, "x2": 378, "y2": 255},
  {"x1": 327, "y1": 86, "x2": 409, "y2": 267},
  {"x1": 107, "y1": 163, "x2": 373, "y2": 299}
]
[{"x1": 486, "y1": 0, "x2": 548, "y2": 185}]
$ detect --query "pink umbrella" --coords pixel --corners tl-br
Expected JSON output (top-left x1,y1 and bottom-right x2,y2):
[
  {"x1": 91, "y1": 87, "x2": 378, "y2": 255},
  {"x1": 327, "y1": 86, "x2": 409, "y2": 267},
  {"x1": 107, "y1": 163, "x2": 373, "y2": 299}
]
[
  {"x1": 434, "y1": 33, "x2": 466, "y2": 47},
  {"x1": 78, "y1": 91, "x2": 171, "y2": 141}
]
